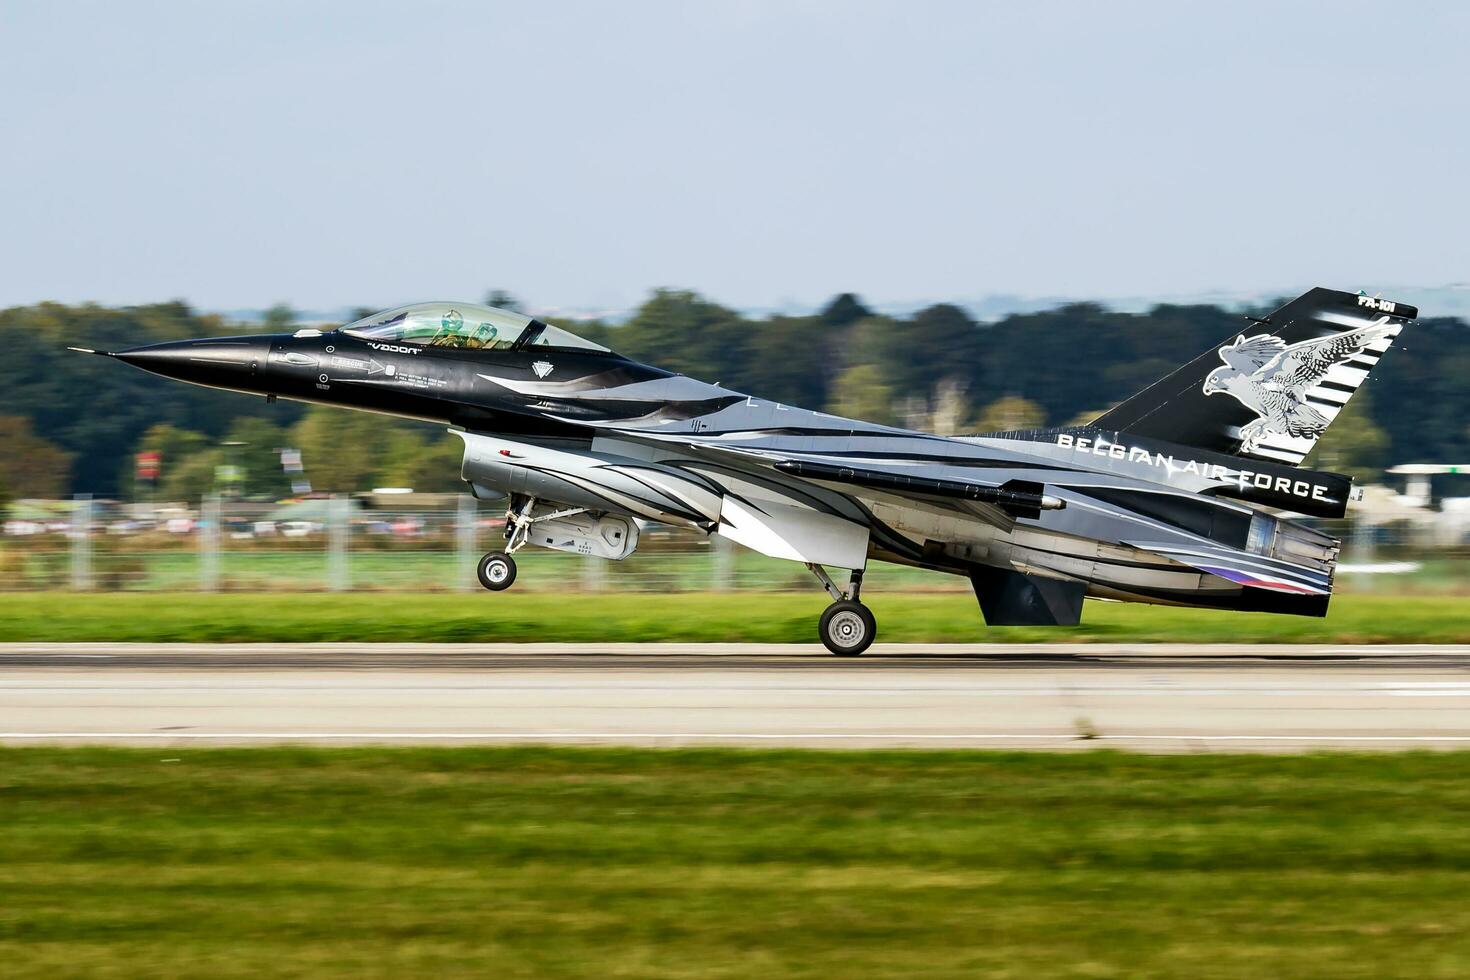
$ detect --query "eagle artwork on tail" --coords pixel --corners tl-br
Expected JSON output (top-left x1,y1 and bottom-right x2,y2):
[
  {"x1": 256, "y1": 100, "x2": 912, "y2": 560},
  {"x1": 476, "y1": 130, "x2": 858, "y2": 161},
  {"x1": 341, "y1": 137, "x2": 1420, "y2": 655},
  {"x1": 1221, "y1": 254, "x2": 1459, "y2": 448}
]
[{"x1": 1201, "y1": 317, "x2": 1396, "y2": 455}]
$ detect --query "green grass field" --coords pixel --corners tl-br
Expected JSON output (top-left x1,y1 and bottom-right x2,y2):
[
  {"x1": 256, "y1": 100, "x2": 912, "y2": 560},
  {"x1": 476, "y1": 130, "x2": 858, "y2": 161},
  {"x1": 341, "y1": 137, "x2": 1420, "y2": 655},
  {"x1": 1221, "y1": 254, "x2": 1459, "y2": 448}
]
[
  {"x1": 0, "y1": 591, "x2": 1464, "y2": 643},
  {"x1": 13, "y1": 544, "x2": 1004, "y2": 593},
  {"x1": 3, "y1": 747, "x2": 1469, "y2": 978}
]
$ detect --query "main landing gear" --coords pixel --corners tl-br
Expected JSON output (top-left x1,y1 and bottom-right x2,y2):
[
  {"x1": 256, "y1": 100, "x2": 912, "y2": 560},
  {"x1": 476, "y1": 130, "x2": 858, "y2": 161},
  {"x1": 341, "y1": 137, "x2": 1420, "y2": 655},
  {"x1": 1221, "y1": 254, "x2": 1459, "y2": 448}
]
[{"x1": 809, "y1": 564, "x2": 874, "y2": 656}]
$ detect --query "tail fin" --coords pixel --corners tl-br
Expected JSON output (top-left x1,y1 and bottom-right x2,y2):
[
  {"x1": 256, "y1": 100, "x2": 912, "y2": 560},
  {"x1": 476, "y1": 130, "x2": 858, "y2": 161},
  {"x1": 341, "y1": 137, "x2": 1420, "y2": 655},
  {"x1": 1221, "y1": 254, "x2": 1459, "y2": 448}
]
[{"x1": 1091, "y1": 287, "x2": 1414, "y2": 466}]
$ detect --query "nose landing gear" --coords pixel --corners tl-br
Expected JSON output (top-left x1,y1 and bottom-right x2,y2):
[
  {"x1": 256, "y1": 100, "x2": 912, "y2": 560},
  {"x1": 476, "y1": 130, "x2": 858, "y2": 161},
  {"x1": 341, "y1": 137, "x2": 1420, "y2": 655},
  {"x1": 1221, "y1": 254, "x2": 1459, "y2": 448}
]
[
  {"x1": 808, "y1": 564, "x2": 874, "y2": 656},
  {"x1": 477, "y1": 495, "x2": 602, "y2": 592},
  {"x1": 477, "y1": 551, "x2": 517, "y2": 591},
  {"x1": 477, "y1": 495, "x2": 538, "y2": 593}
]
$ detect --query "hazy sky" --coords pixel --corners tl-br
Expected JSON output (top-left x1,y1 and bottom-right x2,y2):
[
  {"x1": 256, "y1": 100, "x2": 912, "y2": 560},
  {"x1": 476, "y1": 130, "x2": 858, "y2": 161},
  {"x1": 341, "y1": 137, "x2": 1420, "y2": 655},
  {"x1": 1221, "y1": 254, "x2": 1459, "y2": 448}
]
[{"x1": 3, "y1": 1, "x2": 1467, "y2": 314}]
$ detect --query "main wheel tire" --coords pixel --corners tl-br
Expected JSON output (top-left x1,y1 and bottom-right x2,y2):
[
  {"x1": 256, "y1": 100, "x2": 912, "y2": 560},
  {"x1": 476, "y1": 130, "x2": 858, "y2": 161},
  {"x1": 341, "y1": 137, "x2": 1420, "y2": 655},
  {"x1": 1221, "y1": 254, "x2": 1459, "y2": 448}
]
[
  {"x1": 819, "y1": 599, "x2": 876, "y2": 657},
  {"x1": 477, "y1": 551, "x2": 517, "y2": 591}
]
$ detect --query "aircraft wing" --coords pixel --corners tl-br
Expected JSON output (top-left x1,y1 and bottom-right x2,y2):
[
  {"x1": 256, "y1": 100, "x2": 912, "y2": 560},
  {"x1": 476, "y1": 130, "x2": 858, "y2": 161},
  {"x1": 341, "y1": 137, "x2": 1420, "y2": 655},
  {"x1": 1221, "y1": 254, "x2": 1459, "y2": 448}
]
[
  {"x1": 597, "y1": 430, "x2": 1067, "y2": 519},
  {"x1": 794, "y1": 455, "x2": 1331, "y2": 595},
  {"x1": 648, "y1": 435, "x2": 1331, "y2": 597}
]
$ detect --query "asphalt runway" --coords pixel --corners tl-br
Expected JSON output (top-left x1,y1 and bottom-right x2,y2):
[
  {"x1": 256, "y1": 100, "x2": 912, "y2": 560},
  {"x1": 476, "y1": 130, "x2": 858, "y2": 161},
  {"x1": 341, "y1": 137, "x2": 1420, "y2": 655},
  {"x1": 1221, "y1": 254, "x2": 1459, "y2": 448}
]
[{"x1": 2, "y1": 643, "x2": 1468, "y2": 751}]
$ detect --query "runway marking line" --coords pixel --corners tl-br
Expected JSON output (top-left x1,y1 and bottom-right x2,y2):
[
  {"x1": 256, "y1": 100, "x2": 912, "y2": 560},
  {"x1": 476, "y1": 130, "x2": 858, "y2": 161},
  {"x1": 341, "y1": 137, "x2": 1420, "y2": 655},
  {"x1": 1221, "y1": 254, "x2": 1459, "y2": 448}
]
[{"x1": 4, "y1": 685, "x2": 1469, "y2": 698}]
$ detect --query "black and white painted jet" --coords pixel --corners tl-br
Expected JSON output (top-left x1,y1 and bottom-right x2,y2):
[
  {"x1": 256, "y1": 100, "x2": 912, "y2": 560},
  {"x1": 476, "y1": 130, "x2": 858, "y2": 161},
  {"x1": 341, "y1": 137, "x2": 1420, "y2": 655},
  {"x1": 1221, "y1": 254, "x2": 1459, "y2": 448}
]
[{"x1": 79, "y1": 287, "x2": 1413, "y2": 654}]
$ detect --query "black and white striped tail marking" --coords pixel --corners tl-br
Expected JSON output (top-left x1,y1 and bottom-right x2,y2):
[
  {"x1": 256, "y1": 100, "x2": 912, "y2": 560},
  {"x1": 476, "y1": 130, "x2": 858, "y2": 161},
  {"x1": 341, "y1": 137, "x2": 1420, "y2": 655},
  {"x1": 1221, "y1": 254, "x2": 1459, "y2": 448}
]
[{"x1": 1203, "y1": 312, "x2": 1402, "y2": 465}]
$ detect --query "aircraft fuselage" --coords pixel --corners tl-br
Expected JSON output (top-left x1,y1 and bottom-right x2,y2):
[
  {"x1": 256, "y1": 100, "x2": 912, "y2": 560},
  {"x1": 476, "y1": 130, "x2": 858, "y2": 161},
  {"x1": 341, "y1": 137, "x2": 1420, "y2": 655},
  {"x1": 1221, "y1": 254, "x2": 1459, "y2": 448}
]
[{"x1": 102, "y1": 317, "x2": 1341, "y2": 629}]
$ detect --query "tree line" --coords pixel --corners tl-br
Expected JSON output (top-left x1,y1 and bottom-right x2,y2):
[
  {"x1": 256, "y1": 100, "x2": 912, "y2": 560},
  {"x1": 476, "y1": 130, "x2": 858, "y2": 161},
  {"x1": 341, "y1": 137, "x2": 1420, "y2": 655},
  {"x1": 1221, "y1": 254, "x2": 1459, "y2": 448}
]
[{"x1": 1, "y1": 291, "x2": 1465, "y2": 501}]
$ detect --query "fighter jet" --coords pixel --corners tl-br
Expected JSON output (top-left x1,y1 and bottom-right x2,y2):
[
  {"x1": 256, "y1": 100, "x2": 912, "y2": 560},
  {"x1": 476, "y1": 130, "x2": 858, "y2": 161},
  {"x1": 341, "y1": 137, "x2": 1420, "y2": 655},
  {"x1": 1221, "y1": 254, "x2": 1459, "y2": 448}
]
[{"x1": 76, "y1": 287, "x2": 1413, "y2": 655}]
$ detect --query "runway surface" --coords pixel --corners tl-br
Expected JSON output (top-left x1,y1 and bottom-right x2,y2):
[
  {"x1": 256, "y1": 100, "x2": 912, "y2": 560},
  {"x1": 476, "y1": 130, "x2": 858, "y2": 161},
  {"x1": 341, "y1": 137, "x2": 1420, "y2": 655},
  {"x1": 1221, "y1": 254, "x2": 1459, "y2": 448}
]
[{"x1": 2, "y1": 643, "x2": 1468, "y2": 751}]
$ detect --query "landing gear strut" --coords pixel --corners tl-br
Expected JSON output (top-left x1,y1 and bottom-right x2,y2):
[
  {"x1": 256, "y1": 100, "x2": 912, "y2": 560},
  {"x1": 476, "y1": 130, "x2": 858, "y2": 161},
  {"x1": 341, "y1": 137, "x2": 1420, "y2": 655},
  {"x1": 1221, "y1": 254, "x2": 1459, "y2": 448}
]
[
  {"x1": 809, "y1": 564, "x2": 875, "y2": 656},
  {"x1": 477, "y1": 496, "x2": 536, "y2": 593}
]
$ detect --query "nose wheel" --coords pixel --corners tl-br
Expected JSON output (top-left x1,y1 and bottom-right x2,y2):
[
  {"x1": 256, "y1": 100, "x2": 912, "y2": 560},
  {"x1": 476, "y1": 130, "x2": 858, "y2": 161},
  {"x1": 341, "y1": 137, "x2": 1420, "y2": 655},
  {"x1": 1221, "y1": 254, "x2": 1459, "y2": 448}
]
[
  {"x1": 819, "y1": 599, "x2": 875, "y2": 656},
  {"x1": 477, "y1": 551, "x2": 517, "y2": 591},
  {"x1": 477, "y1": 495, "x2": 541, "y2": 592}
]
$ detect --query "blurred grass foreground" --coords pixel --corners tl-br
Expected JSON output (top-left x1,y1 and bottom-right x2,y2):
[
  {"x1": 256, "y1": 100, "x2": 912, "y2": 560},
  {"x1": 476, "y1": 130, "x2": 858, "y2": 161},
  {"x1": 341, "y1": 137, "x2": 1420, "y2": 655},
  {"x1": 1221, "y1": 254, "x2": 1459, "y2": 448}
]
[
  {"x1": 0, "y1": 592, "x2": 1467, "y2": 643},
  {"x1": 3, "y1": 747, "x2": 1470, "y2": 978}
]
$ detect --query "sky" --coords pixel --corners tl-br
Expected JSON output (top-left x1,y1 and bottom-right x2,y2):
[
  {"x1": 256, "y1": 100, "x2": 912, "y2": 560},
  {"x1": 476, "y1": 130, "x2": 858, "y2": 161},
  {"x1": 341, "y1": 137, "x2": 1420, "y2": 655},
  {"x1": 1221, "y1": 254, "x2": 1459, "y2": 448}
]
[{"x1": 3, "y1": 1, "x2": 1468, "y2": 315}]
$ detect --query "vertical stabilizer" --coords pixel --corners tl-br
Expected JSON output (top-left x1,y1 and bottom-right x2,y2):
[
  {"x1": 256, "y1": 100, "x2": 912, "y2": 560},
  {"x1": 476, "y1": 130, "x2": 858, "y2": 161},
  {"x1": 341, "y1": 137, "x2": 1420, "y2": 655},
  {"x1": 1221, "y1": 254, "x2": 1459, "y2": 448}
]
[{"x1": 1090, "y1": 288, "x2": 1414, "y2": 466}]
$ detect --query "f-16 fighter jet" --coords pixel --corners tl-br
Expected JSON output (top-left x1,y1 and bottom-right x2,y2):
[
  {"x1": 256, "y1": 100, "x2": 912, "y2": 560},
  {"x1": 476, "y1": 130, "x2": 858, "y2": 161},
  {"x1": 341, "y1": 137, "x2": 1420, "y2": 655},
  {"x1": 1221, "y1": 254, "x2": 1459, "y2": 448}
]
[{"x1": 77, "y1": 287, "x2": 1413, "y2": 654}]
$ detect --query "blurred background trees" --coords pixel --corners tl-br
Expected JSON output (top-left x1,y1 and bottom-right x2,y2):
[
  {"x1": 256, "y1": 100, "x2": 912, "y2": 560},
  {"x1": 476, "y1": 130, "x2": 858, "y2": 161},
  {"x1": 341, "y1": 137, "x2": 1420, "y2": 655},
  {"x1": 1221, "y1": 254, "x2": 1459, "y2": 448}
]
[
  {"x1": 2, "y1": 290, "x2": 1465, "y2": 501},
  {"x1": 972, "y1": 395, "x2": 1047, "y2": 434},
  {"x1": 1306, "y1": 390, "x2": 1390, "y2": 485},
  {"x1": 0, "y1": 416, "x2": 72, "y2": 499}
]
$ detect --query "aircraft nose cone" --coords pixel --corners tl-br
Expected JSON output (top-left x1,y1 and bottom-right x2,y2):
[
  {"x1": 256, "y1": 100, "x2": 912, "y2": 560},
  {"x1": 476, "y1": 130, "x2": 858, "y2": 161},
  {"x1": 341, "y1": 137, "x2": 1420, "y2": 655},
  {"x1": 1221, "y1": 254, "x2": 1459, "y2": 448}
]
[{"x1": 115, "y1": 336, "x2": 272, "y2": 384}]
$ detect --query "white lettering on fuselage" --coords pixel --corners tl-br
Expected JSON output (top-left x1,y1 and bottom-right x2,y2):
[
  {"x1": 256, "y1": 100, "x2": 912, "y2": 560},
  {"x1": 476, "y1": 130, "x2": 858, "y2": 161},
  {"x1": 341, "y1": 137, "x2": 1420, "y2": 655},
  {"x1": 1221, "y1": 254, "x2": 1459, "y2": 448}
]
[
  {"x1": 367, "y1": 342, "x2": 420, "y2": 355},
  {"x1": 1054, "y1": 433, "x2": 1333, "y2": 502}
]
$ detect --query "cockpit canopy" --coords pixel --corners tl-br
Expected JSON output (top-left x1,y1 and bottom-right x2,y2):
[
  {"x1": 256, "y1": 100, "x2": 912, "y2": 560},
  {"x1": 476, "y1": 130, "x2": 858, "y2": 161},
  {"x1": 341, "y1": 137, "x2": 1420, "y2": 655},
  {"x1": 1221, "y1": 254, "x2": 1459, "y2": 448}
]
[{"x1": 339, "y1": 302, "x2": 611, "y2": 353}]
